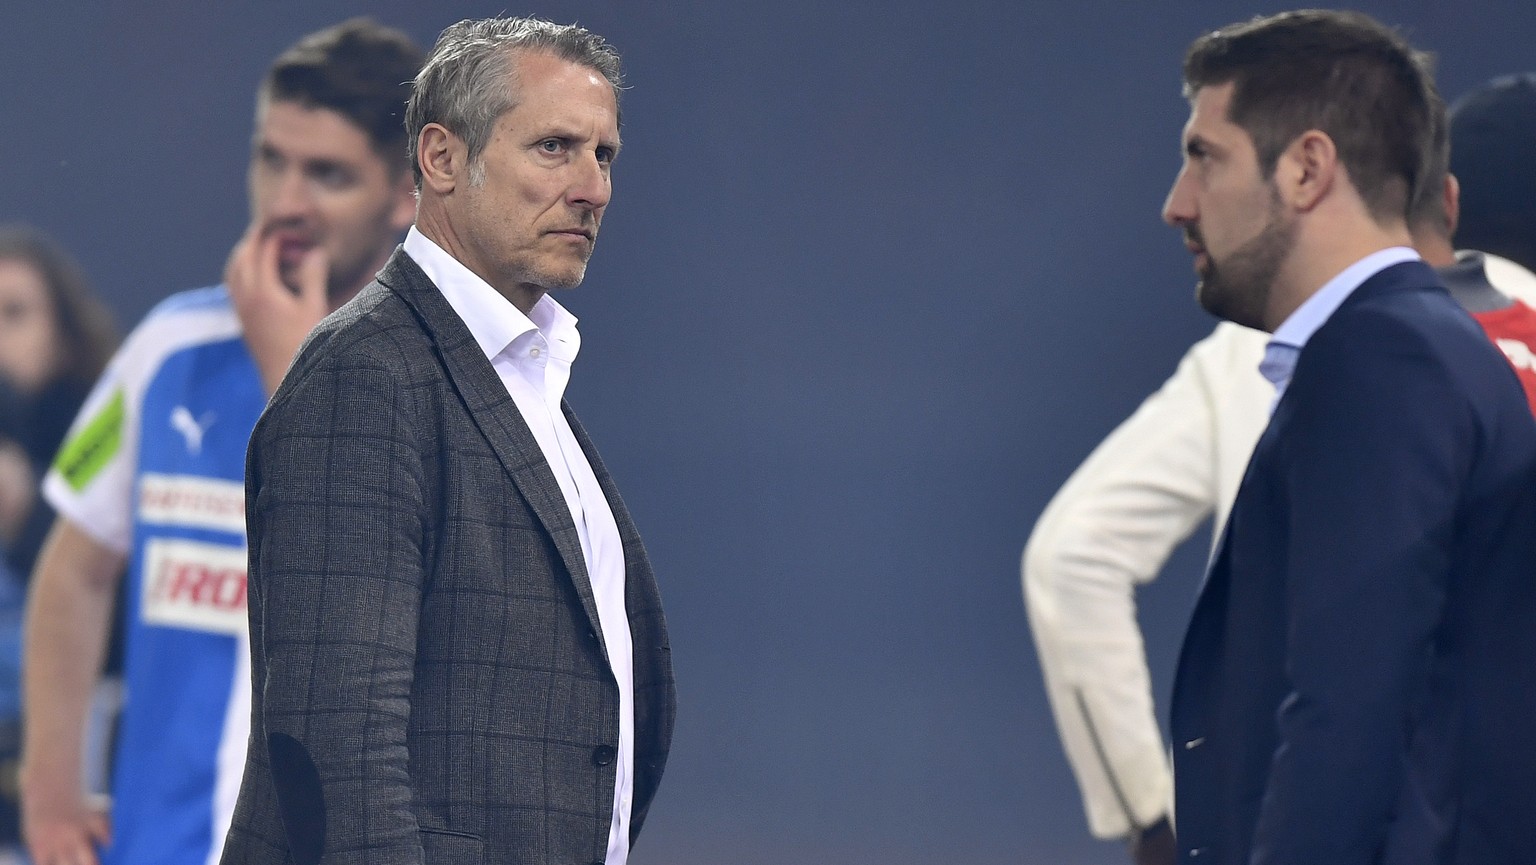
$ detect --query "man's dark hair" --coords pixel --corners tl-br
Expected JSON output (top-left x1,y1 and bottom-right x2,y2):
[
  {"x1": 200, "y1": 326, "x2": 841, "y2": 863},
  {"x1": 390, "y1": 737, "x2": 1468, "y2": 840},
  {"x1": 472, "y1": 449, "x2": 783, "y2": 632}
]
[
  {"x1": 1450, "y1": 73, "x2": 1536, "y2": 271},
  {"x1": 1408, "y1": 89, "x2": 1451, "y2": 237},
  {"x1": 260, "y1": 18, "x2": 425, "y2": 173},
  {"x1": 1182, "y1": 10, "x2": 1440, "y2": 226}
]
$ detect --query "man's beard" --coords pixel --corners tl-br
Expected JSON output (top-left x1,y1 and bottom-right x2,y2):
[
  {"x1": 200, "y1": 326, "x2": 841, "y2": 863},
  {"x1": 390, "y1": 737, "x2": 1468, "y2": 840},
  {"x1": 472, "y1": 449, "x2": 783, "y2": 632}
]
[{"x1": 1194, "y1": 192, "x2": 1295, "y2": 331}]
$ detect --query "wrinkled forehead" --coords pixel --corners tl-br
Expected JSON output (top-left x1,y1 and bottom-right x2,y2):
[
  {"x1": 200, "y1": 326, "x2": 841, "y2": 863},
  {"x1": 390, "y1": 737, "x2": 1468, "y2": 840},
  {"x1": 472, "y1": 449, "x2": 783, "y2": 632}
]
[{"x1": 501, "y1": 51, "x2": 621, "y2": 139}]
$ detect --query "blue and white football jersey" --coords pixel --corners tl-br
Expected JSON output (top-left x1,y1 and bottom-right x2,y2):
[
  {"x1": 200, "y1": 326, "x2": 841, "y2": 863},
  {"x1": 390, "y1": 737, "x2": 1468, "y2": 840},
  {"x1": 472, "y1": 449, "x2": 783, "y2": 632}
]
[{"x1": 45, "y1": 286, "x2": 263, "y2": 865}]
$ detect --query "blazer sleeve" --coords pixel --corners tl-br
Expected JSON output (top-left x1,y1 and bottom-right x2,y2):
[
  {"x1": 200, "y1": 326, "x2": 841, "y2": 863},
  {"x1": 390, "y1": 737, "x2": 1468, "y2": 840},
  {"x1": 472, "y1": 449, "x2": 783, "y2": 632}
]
[
  {"x1": 246, "y1": 350, "x2": 428, "y2": 865},
  {"x1": 1248, "y1": 311, "x2": 1468, "y2": 865},
  {"x1": 1023, "y1": 323, "x2": 1269, "y2": 838}
]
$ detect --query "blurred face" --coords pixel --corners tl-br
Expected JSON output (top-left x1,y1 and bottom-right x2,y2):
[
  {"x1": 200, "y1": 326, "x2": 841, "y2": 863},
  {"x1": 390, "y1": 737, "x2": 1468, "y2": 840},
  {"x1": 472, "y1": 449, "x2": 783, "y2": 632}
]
[
  {"x1": 0, "y1": 258, "x2": 62, "y2": 394},
  {"x1": 248, "y1": 99, "x2": 416, "y2": 301},
  {"x1": 452, "y1": 51, "x2": 619, "y2": 295},
  {"x1": 1162, "y1": 83, "x2": 1296, "y2": 330}
]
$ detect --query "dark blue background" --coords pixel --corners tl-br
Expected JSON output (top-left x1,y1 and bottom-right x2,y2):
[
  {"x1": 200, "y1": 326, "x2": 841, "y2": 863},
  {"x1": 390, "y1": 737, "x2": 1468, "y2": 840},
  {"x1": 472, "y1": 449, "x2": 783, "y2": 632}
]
[{"x1": 5, "y1": 2, "x2": 1533, "y2": 862}]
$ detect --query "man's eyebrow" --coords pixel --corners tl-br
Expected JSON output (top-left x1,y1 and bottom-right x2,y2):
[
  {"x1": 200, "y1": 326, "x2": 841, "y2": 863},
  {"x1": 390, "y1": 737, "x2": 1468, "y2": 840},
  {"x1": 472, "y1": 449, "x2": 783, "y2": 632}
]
[
  {"x1": 1184, "y1": 133, "x2": 1215, "y2": 156},
  {"x1": 302, "y1": 156, "x2": 351, "y2": 171}
]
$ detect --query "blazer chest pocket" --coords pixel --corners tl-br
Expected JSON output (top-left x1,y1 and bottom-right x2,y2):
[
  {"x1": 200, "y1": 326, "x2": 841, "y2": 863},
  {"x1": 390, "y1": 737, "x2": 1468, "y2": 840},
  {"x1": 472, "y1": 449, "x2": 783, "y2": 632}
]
[{"x1": 419, "y1": 827, "x2": 484, "y2": 864}]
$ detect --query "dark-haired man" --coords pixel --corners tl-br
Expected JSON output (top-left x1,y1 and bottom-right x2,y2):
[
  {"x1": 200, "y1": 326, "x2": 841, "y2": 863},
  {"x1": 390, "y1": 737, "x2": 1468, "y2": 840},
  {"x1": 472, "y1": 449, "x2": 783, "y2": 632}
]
[
  {"x1": 222, "y1": 16, "x2": 674, "y2": 865},
  {"x1": 1163, "y1": 10, "x2": 1536, "y2": 865},
  {"x1": 1026, "y1": 69, "x2": 1536, "y2": 865},
  {"x1": 21, "y1": 20, "x2": 422, "y2": 865}
]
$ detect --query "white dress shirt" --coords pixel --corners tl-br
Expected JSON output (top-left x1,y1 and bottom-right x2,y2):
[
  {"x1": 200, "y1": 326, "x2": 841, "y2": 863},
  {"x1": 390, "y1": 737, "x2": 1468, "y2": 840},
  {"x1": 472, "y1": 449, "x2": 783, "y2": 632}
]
[{"x1": 403, "y1": 227, "x2": 636, "y2": 865}]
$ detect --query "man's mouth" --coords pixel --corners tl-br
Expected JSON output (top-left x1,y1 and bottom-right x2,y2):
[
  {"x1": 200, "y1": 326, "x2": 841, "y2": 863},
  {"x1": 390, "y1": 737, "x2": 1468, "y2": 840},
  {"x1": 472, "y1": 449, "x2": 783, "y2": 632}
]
[
  {"x1": 1182, "y1": 233, "x2": 1209, "y2": 272},
  {"x1": 274, "y1": 234, "x2": 317, "y2": 267}
]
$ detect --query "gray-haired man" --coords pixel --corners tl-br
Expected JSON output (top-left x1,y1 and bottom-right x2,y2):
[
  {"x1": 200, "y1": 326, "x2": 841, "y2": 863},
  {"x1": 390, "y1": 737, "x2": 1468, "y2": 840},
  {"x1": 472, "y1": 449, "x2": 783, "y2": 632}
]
[{"x1": 221, "y1": 17, "x2": 675, "y2": 865}]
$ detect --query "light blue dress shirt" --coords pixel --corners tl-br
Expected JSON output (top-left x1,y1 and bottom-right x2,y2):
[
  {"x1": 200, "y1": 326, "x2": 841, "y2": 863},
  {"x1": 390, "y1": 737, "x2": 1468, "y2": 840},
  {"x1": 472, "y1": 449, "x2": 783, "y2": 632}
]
[{"x1": 1260, "y1": 246, "x2": 1420, "y2": 411}]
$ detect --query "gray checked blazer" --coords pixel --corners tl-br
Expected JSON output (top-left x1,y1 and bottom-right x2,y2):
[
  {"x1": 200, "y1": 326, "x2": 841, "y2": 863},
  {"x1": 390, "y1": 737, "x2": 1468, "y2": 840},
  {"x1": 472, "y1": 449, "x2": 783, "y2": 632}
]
[{"x1": 221, "y1": 248, "x2": 675, "y2": 865}]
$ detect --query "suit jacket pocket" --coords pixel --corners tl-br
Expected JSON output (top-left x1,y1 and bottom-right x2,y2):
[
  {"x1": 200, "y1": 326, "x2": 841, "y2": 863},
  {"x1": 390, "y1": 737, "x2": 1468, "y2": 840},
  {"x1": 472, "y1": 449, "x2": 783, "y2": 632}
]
[{"x1": 419, "y1": 827, "x2": 484, "y2": 865}]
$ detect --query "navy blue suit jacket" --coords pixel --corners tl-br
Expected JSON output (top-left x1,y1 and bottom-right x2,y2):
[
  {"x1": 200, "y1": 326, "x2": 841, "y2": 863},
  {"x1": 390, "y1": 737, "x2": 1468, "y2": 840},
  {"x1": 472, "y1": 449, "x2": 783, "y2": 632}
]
[{"x1": 1170, "y1": 260, "x2": 1536, "y2": 865}]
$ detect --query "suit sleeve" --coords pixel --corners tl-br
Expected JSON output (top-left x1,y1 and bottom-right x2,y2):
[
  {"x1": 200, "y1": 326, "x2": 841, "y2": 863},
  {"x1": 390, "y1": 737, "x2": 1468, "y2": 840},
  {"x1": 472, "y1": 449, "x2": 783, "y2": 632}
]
[
  {"x1": 1248, "y1": 312, "x2": 1469, "y2": 864},
  {"x1": 246, "y1": 352, "x2": 427, "y2": 865},
  {"x1": 1023, "y1": 323, "x2": 1269, "y2": 838}
]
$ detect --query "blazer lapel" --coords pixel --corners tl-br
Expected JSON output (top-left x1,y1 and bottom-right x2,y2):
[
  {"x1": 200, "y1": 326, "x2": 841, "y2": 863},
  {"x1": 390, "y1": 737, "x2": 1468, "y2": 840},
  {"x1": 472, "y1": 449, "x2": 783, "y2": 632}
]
[{"x1": 373, "y1": 248, "x2": 605, "y2": 639}]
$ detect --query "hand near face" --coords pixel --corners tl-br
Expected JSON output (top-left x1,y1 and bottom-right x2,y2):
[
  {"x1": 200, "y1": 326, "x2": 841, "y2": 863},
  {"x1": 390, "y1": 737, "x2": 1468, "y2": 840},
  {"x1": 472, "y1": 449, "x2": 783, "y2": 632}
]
[{"x1": 226, "y1": 221, "x2": 331, "y2": 397}]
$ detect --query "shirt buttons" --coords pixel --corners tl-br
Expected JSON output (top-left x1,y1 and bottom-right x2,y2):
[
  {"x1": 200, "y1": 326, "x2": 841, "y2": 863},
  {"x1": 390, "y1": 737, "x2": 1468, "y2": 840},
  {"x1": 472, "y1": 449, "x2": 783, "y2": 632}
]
[{"x1": 529, "y1": 346, "x2": 541, "y2": 357}]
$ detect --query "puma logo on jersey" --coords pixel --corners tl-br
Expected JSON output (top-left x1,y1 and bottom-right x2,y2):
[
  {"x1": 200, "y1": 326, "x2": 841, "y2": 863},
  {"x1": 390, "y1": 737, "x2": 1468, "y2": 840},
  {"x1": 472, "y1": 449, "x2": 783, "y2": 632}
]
[
  {"x1": 170, "y1": 406, "x2": 217, "y2": 455},
  {"x1": 1495, "y1": 338, "x2": 1536, "y2": 374}
]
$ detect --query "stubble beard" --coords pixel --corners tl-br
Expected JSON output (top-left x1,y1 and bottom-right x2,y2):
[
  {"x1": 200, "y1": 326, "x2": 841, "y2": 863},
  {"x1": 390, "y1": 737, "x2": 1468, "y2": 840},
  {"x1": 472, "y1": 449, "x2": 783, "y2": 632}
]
[
  {"x1": 535, "y1": 266, "x2": 587, "y2": 290},
  {"x1": 1194, "y1": 193, "x2": 1295, "y2": 331},
  {"x1": 520, "y1": 245, "x2": 593, "y2": 291}
]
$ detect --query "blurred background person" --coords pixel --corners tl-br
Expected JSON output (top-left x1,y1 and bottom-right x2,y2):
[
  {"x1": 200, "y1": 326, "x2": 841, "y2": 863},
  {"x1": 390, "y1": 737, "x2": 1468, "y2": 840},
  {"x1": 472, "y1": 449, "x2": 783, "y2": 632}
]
[
  {"x1": 0, "y1": 223, "x2": 117, "y2": 864},
  {"x1": 0, "y1": 224, "x2": 118, "y2": 580},
  {"x1": 1451, "y1": 72, "x2": 1536, "y2": 278},
  {"x1": 18, "y1": 20, "x2": 421, "y2": 865}
]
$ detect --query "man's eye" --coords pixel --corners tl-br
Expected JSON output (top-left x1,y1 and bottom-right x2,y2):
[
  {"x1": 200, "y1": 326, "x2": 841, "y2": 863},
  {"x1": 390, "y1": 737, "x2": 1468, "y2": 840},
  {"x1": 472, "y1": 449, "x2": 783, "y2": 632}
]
[
  {"x1": 596, "y1": 147, "x2": 615, "y2": 165},
  {"x1": 310, "y1": 165, "x2": 355, "y2": 189},
  {"x1": 539, "y1": 139, "x2": 565, "y2": 154}
]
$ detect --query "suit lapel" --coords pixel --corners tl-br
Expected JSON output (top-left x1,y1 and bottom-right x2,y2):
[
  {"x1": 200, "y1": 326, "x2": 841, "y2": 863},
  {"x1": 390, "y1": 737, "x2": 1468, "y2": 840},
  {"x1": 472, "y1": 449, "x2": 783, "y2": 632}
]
[{"x1": 373, "y1": 248, "x2": 605, "y2": 638}]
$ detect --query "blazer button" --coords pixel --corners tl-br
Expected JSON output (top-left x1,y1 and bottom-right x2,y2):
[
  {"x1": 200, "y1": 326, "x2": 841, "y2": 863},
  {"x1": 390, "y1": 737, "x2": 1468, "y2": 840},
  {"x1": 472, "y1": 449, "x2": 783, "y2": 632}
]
[{"x1": 592, "y1": 745, "x2": 617, "y2": 766}]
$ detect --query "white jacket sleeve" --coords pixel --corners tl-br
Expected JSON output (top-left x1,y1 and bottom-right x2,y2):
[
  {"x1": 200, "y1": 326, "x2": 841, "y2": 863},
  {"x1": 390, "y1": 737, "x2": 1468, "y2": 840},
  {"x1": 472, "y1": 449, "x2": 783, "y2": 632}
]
[{"x1": 1023, "y1": 322, "x2": 1270, "y2": 839}]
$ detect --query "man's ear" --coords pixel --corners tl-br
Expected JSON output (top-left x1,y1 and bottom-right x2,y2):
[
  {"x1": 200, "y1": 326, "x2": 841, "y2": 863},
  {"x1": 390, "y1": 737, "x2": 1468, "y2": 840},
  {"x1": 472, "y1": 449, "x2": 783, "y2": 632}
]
[
  {"x1": 1443, "y1": 173, "x2": 1461, "y2": 238},
  {"x1": 1275, "y1": 129, "x2": 1338, "y2": 213},
  {"x1": 417, "y1": 123, "x2": 465, "y2": 196}
]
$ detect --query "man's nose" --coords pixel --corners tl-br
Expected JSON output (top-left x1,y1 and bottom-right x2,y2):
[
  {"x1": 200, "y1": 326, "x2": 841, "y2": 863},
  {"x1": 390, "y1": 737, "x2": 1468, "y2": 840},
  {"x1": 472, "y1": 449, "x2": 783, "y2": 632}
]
[
  {"x1": 566, "y1": 152, "x2": 611, "y2": 212},
  {"x1": 269, "y1": 170, "x2": 315, "y2": 219},
  {"x1": 1162, "y1": 167, "x2": 1195, "y2": 227}
]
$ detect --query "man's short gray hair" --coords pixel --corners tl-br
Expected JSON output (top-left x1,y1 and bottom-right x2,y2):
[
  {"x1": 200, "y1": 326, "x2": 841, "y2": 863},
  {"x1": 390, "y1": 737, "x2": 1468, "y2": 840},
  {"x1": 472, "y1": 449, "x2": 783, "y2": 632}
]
[{"x1": 405, "y1": 17, "x2": 623, "y2": 188}]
